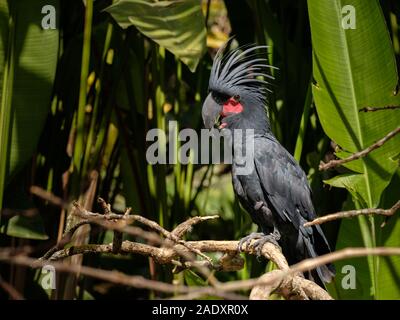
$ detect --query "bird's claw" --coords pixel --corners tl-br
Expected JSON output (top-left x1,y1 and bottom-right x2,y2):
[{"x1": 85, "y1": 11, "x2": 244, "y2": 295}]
[
  {"x1": 252, "y1": 234, "x2": 280, "y2": 257},
  {"x1": 237, "y1": 231, "x2": 281, "y2": 257},
  {"x1": 238, "y1": 232, "x2": 264, "y2": 252}
]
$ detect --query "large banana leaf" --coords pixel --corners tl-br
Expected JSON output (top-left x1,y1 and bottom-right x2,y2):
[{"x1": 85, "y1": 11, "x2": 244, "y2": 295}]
[
  {"x1": 331, "y1": 171, "x2": 400, "y2": 300},
  {"x1": 0, "y1": 0, "x2": 59, "y2": 238},
  {"x1": 0, "y1": 0, "x2": 59, "y2": 186},
  {"x1": 105, "y1": 0, "x2": 206, "y2": 72},
  {"x1": 308, "y1": 0, "x2": 400, "y2": 207},
  {"x1": 308, "y1": 0, "x2": 400, "y2": 299}
]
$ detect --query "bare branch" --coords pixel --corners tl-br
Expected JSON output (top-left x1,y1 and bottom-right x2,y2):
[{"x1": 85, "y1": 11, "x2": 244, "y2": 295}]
[
  {"x1": 31, "y1": 200, "x2": 327, "y2": 299},
  {"x1": 0, "y1": 254, "x2": 246, "y2": 299},
  {"x1": 39, "y1": 220, "x2": 93, "y2": 261},
  {"x1": 319, "y1": 127, "x2": 400, "y2": 171},
  {"x1": 203, "y1": 247, "x2": 400, "y2": 294},
  {"x1": 22, "y1": 200, "x2": 400, "y2": 300},
  {"x1": 171, "y1": 215, "x2": 219, "y2": 238},
  {"x1": 359, "y1": 105, "x2": 400, "y2": 112},
  {"x1": 3, "y1": 246, "x2": 400, "y2": 300},
  {"x1": 288, "y1": 247, "x2": 400, "y2": 277},
  {"x1": 36, "y1": 236, "x2": 326, "y2": 299},
  {"x1": 72, "y1": 201, "x2": 214, "y2": 265},
  {"x1": 0, "y1": 275, "x2": 24, "y2": 300},
  {"x1": 39, "y1": 240, "x2": 270, "y2": 273},
  {"x1": 72, "y1": 203, "x2": 223, "y2": 286},
  {"x1": 250, "y1": 270, "x2": 313, "y2": 300},
  {"x1": 304, "y1": 200, "x2": 400, "y2": 227},
  {"x1": 30, "y1": 186, "x2": 69, "y2": 209}
]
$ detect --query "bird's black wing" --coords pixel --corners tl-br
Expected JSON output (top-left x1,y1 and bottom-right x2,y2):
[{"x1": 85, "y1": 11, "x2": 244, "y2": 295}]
[
  {"x1": 252, "y1": 136, "x2": 335, "y2": 284},
  {"x1": 253, "y1": 135, "x2": 316, "y2": 228}
]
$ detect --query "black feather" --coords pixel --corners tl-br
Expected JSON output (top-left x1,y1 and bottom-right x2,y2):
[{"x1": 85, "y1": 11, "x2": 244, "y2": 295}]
[
  {"x1": 209, "y1": 43, "x2": 276, "y2": 106},
  {"x1": 233, "y1": 135, "x2": 335, "y2": 286},
  {"x1": 207, "y1": 42, "x2": 336, "y2": 286}
]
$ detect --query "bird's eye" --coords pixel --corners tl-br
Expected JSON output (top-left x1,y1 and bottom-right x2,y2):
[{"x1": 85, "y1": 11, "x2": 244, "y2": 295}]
[
  {"x1": 233, "y1": 94, "x2": 240, "y2": 101},
  {"x1": 211, "y1": 91, "x2": 230, "y2": 104}
]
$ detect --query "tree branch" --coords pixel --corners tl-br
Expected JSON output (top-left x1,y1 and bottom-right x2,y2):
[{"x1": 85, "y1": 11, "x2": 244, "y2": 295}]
[
  {"x1": 0, "y1": 275, "x2": 24, "y2": 300},
  {"x1": 1, "y1": 254, "x2": 244, "y2": 299},
  {"x1": 72, "y1": 200, "x2": 216, "y2": 265},
  {"x1": 197, "y1": 247, "x2": 400, "y2": 294},
  {"x1": 3, "y1": 246, "x2": 400, "y2": 300},
  {"x1": 304, "y1": 200, "x2": 400, "y2": 227},
  {"x1": 319, "y1": 127, "x2": 400, "y2": 171},
  {"x1": 34, "y1": 203, "x2": 327, "y2": 300},
  {"x1": 24, "y1": 200, "x2": 400, "y2": 300},
  {"x1": 359, "y1": 105, "x2": 400, "y2": 112},
  {"x1": 249, "y1": 270, "x2": 330, "y2": 300}
]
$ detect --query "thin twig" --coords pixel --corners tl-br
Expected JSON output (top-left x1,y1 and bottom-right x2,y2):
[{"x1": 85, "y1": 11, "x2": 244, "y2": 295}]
[
  {"x1": 288, "y1": 247, "x2": 400, "y2": 278},
  {"x1": 73, "y1": 201, "x2": 214, "y2": 265},
  {"x1": 39, "y1": 240, "x2": 271, "y2": 272},
  {"x1": 30, "y1": 186, "x2": 69, "y2": 209},
  {"x1": 0, "y1": 254, "x2": 245, "y2": 299},
  {"x1": 171, "y1": 215, "x2": 219, "y2": 238},
  {"x1": 0, "y1": 275, "x2": 24, "y2": 300},
  {"x1": 39, "y1": 220, "x2": 93, "y2": 261},
  {"x1": 36, "y1": 238, "x2": 302, "y2": 297},
  {"x1": 304, "y1": 200, "x2": 400, "y2": 227},
  {"x1": 359, "y1": 105, "x2": 400, "y2": 112},
  {"x1": 202, "y1": 247, "x2": 400, "y2": 293},
  {"x1": 319, "y1": 127, "x2": 400, "y2": 171},
  {"x1": 71, "y1": 203, "x2": 221, "y2": 286}
]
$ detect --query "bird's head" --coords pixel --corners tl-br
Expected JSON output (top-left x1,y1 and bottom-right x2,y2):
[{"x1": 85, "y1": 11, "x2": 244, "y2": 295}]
[{"x1": 202, "y1": 43, "x2": 275, "y2": 133}]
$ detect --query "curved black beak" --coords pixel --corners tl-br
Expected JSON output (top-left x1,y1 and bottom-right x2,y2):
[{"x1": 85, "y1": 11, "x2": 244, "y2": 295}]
[{"x1": 202, "y1": 93, "x2": 222, "y2": 129}]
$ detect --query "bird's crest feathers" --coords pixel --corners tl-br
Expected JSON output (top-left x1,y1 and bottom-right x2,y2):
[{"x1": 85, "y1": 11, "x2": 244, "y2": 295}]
[{"x1": 209, "y1": 41, "x2": 276, "y2": 105}]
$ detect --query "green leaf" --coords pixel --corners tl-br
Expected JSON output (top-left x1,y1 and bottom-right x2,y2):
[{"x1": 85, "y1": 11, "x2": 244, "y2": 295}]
[
  {"x1": 105, "y1": 0, "x2": 206, "y2": 72},
  {"x1": 0, "y1": 0, "x2": 59, "y2": 190},
  {"x1": 0, "y1": 214, "x2": 48, "y2": 240},
  {"x1": 331, "y1": 171, "x2": 400, "y2": 300},
  {"x1": 323, "y1": 173, "x2": 364, "y2": 203},
  {"x1": 308, "y1": 0, "x2": 400, "y2": 208},
  {"x1": 0, "y1": 0, "x2": 15, "y2": 211},
  {"x1": 332, "y1": 212, "x2": 374, "y2": 299},
  {"x1": 183, "y1": 269, "x2": 206, "y2": 287},
  {"x1": 308, "y1": 0, "x2": 400, "y2": 299},
  {"x1": 374, "y1": 170, "x2": 400, "y2": 299}
]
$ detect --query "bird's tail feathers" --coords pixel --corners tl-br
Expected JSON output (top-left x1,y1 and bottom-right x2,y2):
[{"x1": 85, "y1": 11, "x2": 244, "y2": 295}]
[{"x1": 302, "y1": 226, "x2": 336, "y2": 286}]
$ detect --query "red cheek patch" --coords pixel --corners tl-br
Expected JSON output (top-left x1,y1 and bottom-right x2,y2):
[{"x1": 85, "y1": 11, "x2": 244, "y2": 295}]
[{"x1": 221, "y1": 98, "x2": 243, "y2": 117}]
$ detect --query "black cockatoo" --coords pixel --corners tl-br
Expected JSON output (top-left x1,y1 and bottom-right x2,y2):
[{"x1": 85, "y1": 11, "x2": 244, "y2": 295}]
[{"x1": 202, "y1": 43, "x2": 335, "y2": 286}]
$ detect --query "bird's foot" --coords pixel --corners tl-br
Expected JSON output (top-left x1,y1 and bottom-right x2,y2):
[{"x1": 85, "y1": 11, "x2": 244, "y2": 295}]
[
  {"x1": 237, "y1": 231, "x2": 281, "y2": 257},
  {"x1": 238, "y1": 232, "x2": 265, "y2": 253}
]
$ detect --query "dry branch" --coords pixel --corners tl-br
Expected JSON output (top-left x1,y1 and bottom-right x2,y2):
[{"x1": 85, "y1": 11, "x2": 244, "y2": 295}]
[
  {"x1": 319, "y1": 127, "x2": 400, "y2": 171},
  {"x1": 33, "y1": 201, "x2": 328, "y2": 300},
  {"x1": 72, "y1": 201, "x2": 215, "y2": 264},
  {"x1": 1, "y1": 254, "x2": 244, "y2": 299},
  {"x1": 199, "y1": 246, "x2": 400, "y2": 294},
  {"x1": 304, "y1": 200, "x2": 400, "y2": 227},
  {"x1": 14, "y1": 199, "x2": 399, "y2": 301},
  {"x1": 2, "y1": 246, "x2": 400, "y2": 301},
  {"x1": 0, "y1": 275, "x2": 24, "y2": 300},
  {"x1": 359, "y1": 105, "x2": 400, "y2": 112}
]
